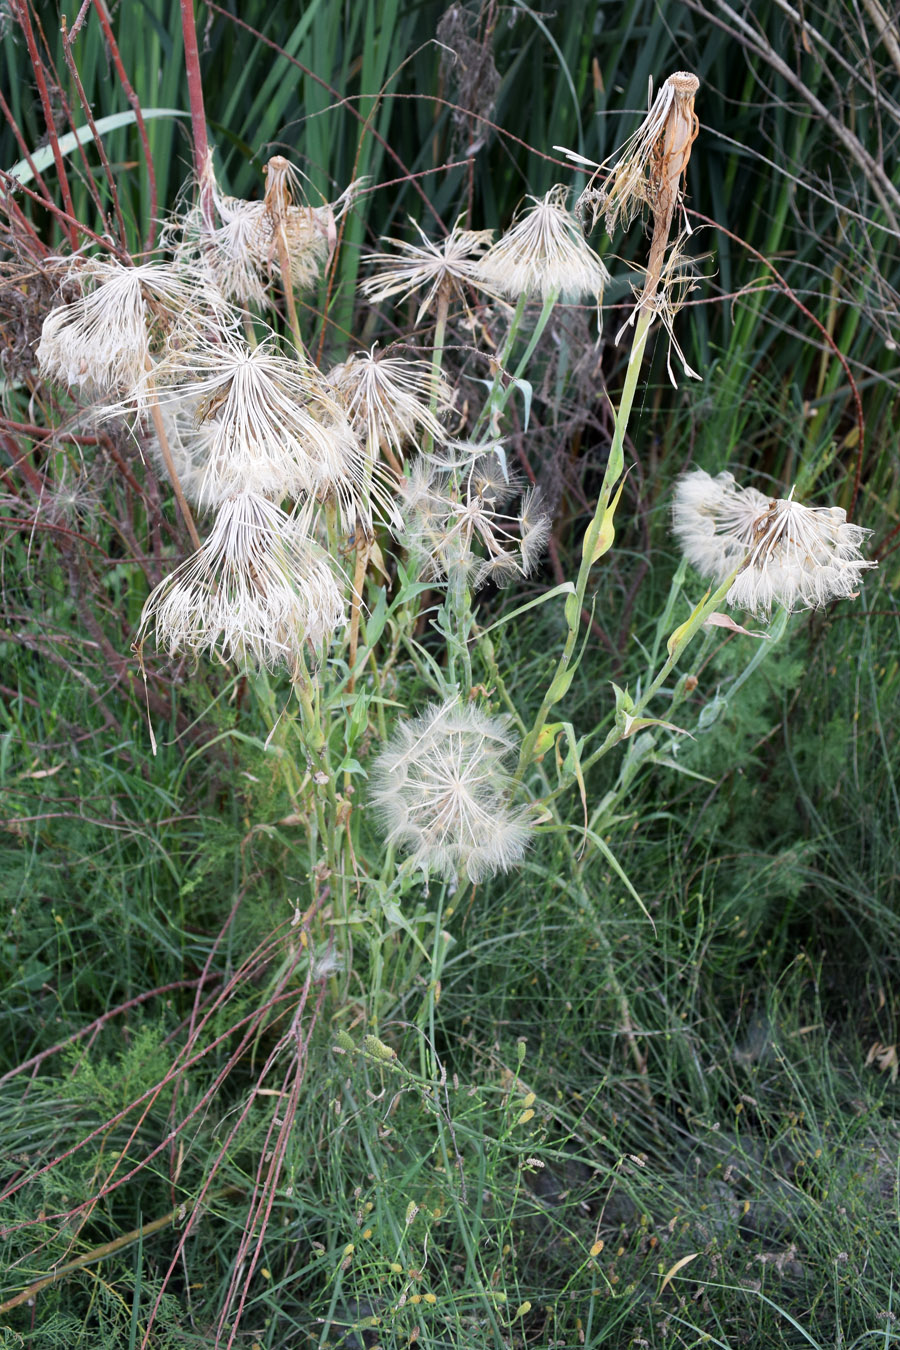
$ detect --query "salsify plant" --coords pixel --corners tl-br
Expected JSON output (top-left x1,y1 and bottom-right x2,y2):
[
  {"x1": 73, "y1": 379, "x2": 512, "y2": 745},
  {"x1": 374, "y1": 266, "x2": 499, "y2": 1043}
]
[{"x1": 0, "y1": 26, "x2": 881, "y2": 1344}]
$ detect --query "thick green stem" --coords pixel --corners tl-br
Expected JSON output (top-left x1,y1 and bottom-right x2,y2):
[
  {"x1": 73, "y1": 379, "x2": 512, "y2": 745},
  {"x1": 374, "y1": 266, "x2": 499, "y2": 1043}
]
[
  {"x1": 444, "y1": 564, "x2": 474, "y2": 691},
  {"x1": 418, "y1": 885, "x2": 448, "y2": 1078}
]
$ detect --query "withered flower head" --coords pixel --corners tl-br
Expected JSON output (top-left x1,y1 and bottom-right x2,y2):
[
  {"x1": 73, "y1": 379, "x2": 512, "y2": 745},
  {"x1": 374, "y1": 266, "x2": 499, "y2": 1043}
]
[
  {"x1": 149, "y1": 326, "x2": 369, "y2": 521},
  {"x1": 558, "y1": 71, "x2": 700, "y2": 241},
  {"x1": 177, "y1": 154, "x2": 360, "y2": 307}
]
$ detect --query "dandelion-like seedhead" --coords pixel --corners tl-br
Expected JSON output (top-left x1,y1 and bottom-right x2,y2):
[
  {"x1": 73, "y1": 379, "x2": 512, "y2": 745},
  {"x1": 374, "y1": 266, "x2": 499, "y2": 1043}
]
[
  {"x1": 370, "y1": 699, "x2": 533, "y2": 882},
  {"x1": 150, "y1": 328, "x2": 368, "y2": 518},
  {"x1": 361, "y1": 219, "x2": 500, "y2": 322},
  {"x1": 477, "y1": 186, "x2": 610, "y2": 301},
  {"x1": 40, "y1": 465, "x2": 103, "y2": 527},
  {"x1": 176, "y1": 155, "x2": 356, "y2": 307},
  {"x1": 36, "y1": 259, "x2": 199, "y2": 407},
  {"x1": 399, "y1": 446, "x2": 550, "y2": 590},
  {"x1": 137, "y1": 491, "x2": 345, "y2": 670},
  {"x1": 326, "y1": 348, "x2": 452, "y2": 468},
  {"x1": 672, "y1": 469, "x2": 876, "y2": 617}
]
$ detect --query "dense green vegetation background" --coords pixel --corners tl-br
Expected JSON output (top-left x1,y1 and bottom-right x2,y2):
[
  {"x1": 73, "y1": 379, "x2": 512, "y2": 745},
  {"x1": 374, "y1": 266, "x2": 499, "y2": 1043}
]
[{"x1": 1, "y1": 1, "x2": 899, "y2": 1346}]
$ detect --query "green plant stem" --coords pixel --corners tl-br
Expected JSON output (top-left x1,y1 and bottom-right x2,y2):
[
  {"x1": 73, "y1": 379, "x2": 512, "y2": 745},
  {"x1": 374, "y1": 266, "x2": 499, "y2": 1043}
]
[
  {"x1": 473, "y1": 289, "x2": 559, "y2": 440},
  {"x1": 519, "y1": 308, "x2": 653, "y2": 774},
  {"x1": 418, "y1": 884, "x2": 447, "y2": 1075},
  {"x1": 0, "y1": 1187, "x2": 244, "y2": 1314},
  {"x1": 422, "y1": 286, "x2": 451, "y2": 459},
  {"x1": 541, "y1": 572, "x2": 740, "y2": 806},
  {"x1": 475, "y1": 637, "x2": 653, "y2": 1097},
  {"x1": 444, "y1": 565, "x2": 474, "y2": 691}
]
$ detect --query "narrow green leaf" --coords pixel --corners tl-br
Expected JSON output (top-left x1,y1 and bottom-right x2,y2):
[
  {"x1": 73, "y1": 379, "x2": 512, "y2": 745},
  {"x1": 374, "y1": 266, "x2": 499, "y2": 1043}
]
[
  {"x1": 7, "y1": 110, "x2": 189, "y2": 184},
  {"x1": 477, "y1": 581, "x2": 575, "y2": 637}
]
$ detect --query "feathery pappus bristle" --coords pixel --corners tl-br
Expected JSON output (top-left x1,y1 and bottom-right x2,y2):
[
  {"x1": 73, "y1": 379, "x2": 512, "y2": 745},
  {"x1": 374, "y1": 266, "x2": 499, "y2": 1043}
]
[{"x1": 136, "y1": 491, "x2": 345, "y2": 670}]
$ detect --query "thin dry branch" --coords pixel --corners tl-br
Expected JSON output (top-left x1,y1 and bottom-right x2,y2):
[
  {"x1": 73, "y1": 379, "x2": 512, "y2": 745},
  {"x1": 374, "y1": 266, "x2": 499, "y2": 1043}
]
[{"x1": 861, "y1": 0, "x2": 900, "y2": 82}]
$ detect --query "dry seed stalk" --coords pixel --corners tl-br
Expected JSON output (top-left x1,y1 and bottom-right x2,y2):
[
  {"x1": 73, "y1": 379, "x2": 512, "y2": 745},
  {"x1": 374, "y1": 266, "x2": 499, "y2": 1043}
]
[{"x1": 641, "y1": 71, "x2": 699, "y2": 307}]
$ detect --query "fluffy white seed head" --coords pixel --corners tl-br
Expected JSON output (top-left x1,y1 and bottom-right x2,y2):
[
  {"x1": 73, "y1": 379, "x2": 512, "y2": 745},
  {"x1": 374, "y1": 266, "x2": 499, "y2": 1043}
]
[
  {"x1": 370, "y1": 699, "x2": 533, "y2": 882},
  {"x1": 326, "y1": 348, "x2": 452, "y2": 466},
  {"x1": 398, "y1": 445, "x2": 550, "y2": 590},
  {"x1": 36, "y1": 260, "x2": 200, "y2": 407},
  {"x1": 149, "y1": 328, "x2": 370, "y2": 520},
  {"x1": 672, "y1": 469, "x2": 876, "y2": 616},
  {"x1": 361, "y1": 219, "x2": 502, "y2": 323},
  {"x1": 476, "y1": 186, "x2": 610, "y2": 301},
  {"x1": 136, "y1": 491, "x2": 345, "y2": 670}
]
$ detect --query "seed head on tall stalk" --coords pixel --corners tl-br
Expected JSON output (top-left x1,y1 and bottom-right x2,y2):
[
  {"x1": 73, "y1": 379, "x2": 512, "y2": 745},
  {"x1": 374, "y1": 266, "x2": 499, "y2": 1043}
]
[
  {"x1": 558, "y1": 71, "x2": 701, "y2": 378},
  {"x1": 522, "y1": 72, "x2": 702, "y2": 773}
]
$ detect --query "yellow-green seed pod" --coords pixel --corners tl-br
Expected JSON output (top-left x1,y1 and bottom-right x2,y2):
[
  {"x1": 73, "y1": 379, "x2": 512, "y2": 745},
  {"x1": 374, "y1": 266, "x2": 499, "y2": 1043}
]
[{"x1": 363, "y1": 1035, "x2": 397, "y2": 1062}]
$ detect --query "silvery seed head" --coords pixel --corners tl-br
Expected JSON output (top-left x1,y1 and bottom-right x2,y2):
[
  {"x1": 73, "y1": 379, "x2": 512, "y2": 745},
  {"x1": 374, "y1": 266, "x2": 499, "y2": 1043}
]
[
  {"x1": 361, "y1": 218, "x2": 502, "y2": 323},
  {"x1": 370, "y1": 698, "x2": 533, "y2": 882},
  {"x1": 150, "y1": 327, "x2": 370, "y2": 522},
  {"x1": 672, "y1": 469, "x2": 876, "y2": 617},
  {"x1": 36, "y1": 259, "x2": 201, "y2": 409},
  {"x1": 398, "y1": 445, "x2": 550, "y2": 590},
  {"x1": 136, "y1": 491, "x2": 345, "y2": 671},
  {"x1": 476, "y1": 186, "x2": 610, "y2": 301},
  {"x1": 326, "y1": 348, "x2": 452, "y2": 468}
]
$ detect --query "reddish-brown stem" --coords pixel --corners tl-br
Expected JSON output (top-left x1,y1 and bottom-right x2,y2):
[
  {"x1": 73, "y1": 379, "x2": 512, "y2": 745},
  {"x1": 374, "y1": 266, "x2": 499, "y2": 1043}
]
[
  {"x1": 1, "y1": 418, "x2": 101, "y2": 443},
  {"x1": 68, "y1": 0, "x2": 93, "y2": 41},
  {"x1": 179, "y1": 0, "x2": 212, "y2": 227},
  {"x1": 0, "y1": 517, "x2": 108, "y2": 553},
  {"x1": 10, "y1": 0, "x2": 78, "y2": 247},
  {"x1": 0, "y1": 86, "x2": 55, "y2": 210},
  {"x1": 0, "y1": 979, "x2": 214, "y2": 1087},
  {"x1": 34, "y1": 16, "x2": 111, "y2": 231},
  {"x1": 0, "y1": 189, "x2": 51, "y2": 262},
  {"x1": 90, "y1": 0, "x2": 159, "y2": 250},
  {"x1": 0, "y1": 169, "x2": 118, "y2": 252},
  {"x1": 1, "y1": 432, "x2": 45, "y2": 494},
  {"x1": 61, "y1": 14, "x2": 129, "y2": 254}
]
